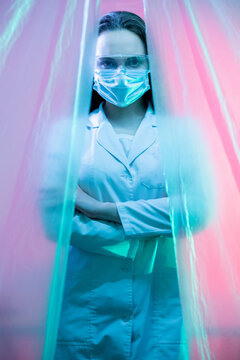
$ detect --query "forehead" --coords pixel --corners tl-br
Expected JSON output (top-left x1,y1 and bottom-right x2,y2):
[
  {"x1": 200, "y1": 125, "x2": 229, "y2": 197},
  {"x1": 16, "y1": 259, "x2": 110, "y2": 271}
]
[{"x1": 96, "y1": 29, "x2": 146, "y2": 56}]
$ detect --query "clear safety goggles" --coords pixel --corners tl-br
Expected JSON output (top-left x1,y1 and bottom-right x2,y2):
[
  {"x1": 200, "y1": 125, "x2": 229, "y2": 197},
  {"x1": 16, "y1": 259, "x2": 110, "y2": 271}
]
[{"x1": 94, "y1": 54, "x2": 150, "y2": 71}]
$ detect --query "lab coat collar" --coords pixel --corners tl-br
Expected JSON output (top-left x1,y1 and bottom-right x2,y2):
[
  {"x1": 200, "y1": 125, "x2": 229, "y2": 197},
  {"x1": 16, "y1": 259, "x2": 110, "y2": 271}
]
[
  {"x1": 127, "y1": 105, "x2": 157, "y2": 165},
  {"x1": 87, "y1": 102, "x2": 157, "y2": 170}
]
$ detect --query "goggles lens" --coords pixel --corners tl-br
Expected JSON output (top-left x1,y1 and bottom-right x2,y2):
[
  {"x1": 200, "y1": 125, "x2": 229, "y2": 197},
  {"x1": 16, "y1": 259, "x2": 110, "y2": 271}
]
[{"x1": 95, "y1": 55, "x2": 149, "y2": 71}]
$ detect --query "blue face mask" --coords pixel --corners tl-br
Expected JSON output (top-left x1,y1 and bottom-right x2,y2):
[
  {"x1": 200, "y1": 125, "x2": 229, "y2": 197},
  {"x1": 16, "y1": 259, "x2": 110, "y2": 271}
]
[{"x1": 93, "y1": 68, "x2": 150, "y2": 108}]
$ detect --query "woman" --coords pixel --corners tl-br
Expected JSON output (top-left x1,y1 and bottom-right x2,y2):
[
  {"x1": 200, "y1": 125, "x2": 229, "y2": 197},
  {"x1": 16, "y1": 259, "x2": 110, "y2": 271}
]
[{"x1": 41, "y1": 11, "x2": 210, "y2": 360}]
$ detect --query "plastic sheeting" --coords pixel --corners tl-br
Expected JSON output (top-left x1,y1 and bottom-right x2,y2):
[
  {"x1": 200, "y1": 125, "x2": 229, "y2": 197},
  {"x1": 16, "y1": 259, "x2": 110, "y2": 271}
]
[
  {"x1": 0, "y1": 0, "x2": 239, "y2": 359},
  {"x1": 144, "y1": 0, "x2": 240, "y2": 358},
  {"x1": 0, "y1": 0, "x2": 99, "y2": 359}
]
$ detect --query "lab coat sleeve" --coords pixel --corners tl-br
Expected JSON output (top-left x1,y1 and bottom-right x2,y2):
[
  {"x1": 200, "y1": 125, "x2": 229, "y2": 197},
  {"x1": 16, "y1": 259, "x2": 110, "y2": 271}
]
[
  {"x1": 37, "y1": 120, "x2": 139, "y2": 259},
  {"x1": 116, "y1": 119, "x2": 216, "y2": 240},
  {"x1": 38, "y1": 183, "x2": 139, "y2": 258},
  {"x1": 70, "y1": 212, "x2": 139, "y2": 259},
  {"x1": 116, "y1": 197, "x2": 173, "y2": 239},
  {"x1": 37, "y1": 120, "x2": 78, "y2": 243},
  {"x1": 165, "y1": 118, "x2": 217, "y2": 238}
]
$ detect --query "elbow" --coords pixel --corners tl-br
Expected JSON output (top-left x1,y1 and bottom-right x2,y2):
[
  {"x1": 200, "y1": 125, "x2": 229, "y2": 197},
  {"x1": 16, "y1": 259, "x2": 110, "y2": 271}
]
[
  {"x1": 37, "y1": 188, "x2": 75, "y2": 242},
  {"x1": 38, "y1": 202, "x2": 64, "y2": 242},
  {"x1": 181, "y1": 194, "x2": 216, "y2": 235},
  {"x1": 170, "y1": 193, "x2": 216, "y2": 237}
]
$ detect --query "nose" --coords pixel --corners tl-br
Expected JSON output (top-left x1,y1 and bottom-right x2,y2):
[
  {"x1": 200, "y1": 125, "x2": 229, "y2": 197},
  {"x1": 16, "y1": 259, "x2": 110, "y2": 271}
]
[{"x1": 116, "y1": 65, "x2": 126, "y2": 74}]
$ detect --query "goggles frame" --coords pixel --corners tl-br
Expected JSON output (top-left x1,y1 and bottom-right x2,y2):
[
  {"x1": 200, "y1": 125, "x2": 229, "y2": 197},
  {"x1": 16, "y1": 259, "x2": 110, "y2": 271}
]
[{"x1": 95, "y1": 54, "x2": 150, "y2": 71}]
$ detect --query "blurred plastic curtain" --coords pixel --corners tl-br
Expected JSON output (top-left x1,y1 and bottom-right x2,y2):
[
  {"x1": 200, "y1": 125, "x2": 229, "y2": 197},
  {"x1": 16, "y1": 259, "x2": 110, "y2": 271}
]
[
  {"x1": 0, "y1": 1, "x2": 239, "y2": 360},
  {"x1": 143, "y1": 0, "x2": 240, "y2": 359},
  {"x1": 0, "y1": 0, "x2": 100, "y2": 359}
]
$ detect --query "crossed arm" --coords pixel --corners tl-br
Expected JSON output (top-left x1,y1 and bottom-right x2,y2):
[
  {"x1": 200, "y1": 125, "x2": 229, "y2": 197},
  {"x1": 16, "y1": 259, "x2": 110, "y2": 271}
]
[
  {"x1": 74, "y1": 185, "x2": 173, "y2": 238},
  {"x1": 70, "y1": 186, "x2": 173, "y2": 259},
  {"x1": 39, "y1": 118, "x2": 215, "y2": 259},
  {"x1": 75, "y1": 186, "x2": 121, "y2": 223}
]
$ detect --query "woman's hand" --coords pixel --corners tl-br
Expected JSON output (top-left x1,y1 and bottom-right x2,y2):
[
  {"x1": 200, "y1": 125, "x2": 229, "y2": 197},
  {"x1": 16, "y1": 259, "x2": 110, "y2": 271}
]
[
  {"x1": 75, "y1": 186, "x2": 121, "y2": 224},
  {"x1": 75, "y1": 186, "x2": 102, "y2": 219}
]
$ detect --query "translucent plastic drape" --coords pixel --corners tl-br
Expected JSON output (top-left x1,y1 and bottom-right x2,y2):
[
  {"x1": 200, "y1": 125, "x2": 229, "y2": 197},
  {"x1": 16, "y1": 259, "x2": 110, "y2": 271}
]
[
  {"x1": 144, "y1": 0, "x2": 240, "y2": 359},
  {"x1": 0, "y1": 0, "x2": 239, "y2": 360},
  {"x1": 0, "y1": 0, "x2": 99, "y2": 359}
]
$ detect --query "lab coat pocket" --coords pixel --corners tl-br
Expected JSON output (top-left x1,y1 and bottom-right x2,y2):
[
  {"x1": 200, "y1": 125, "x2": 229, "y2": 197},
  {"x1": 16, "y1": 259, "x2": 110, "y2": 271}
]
[
  {"x1": 139, "y1": 144, "x2": 166, "y2": 192},
  {"x1": 55, "y1": 342, "x2": 90, "y2": 360},
  {"x1": 140, "y1": 179, "x2": 165, "y2": 190}
]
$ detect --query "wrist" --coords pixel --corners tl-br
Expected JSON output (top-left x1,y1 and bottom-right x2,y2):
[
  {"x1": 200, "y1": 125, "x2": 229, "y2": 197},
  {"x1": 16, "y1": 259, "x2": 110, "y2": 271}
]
[{"x1": 100, "y1": 202, "x2": 121, "y2": 223}]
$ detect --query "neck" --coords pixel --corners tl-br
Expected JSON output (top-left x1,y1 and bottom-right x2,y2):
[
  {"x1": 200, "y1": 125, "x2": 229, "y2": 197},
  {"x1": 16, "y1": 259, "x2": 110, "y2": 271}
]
[{"x1": 103, "y1": 98, "x2": 148, "y2": 130}]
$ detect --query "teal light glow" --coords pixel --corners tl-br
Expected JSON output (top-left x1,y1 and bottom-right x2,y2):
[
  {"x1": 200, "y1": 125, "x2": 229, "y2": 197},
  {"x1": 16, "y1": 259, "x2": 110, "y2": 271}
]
[
  {"x1": 42, "y1": 1, "x2": 84, "y2": 359},
  {"x1": 42, "y1": 0, "x2": 100, "y2": 359}
]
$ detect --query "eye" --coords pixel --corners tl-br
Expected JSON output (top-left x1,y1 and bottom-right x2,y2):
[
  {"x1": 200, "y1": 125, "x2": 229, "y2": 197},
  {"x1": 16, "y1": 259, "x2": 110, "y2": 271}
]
[
  {"x1": 96, "y1": 57, "x2": 118, "y2": 69},
  {"x1": 125, "y1": 56, "x2": 141, "y2": 68}
]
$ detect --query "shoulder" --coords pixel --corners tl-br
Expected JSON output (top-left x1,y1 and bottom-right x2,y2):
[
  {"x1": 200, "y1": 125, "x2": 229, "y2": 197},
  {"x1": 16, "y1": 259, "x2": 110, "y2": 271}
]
[
  {"x1": 154, "y1": 114, "x2": 211, "y2": 176},
  {"x1": 87, "y1": 107, "x2": 102, "y2": 128},
  {"x1": 154, "y1": 114, "x2": 205, "y2": 146},
  {"x1": 43, "y1": 119, "x2": 72, "y2": 151}
]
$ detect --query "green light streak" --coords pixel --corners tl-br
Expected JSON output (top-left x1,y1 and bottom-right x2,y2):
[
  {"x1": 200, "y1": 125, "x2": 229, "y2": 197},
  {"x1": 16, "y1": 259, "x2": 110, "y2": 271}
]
[
  {"x1": 42, "y1": 0, "x2": 100, "y2": 359},
  {"x1": 165, "y1": 178, "x2": 189, "y2": 360},
  {"x1": 42, "y1": 0, "x2": 79, "y2": 358},
  {"x1": 42, "y1": 0, "x2": 88, "y2": 358},
  {"x1": 179, "y1": 160, "x2": 211, "y2": 360}
]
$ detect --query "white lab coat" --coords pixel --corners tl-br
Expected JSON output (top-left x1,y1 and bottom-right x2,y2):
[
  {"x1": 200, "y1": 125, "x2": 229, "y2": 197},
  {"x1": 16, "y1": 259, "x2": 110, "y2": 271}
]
[{"x1": 40, "y1": 101, "x2": 212, "y2": 359}]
